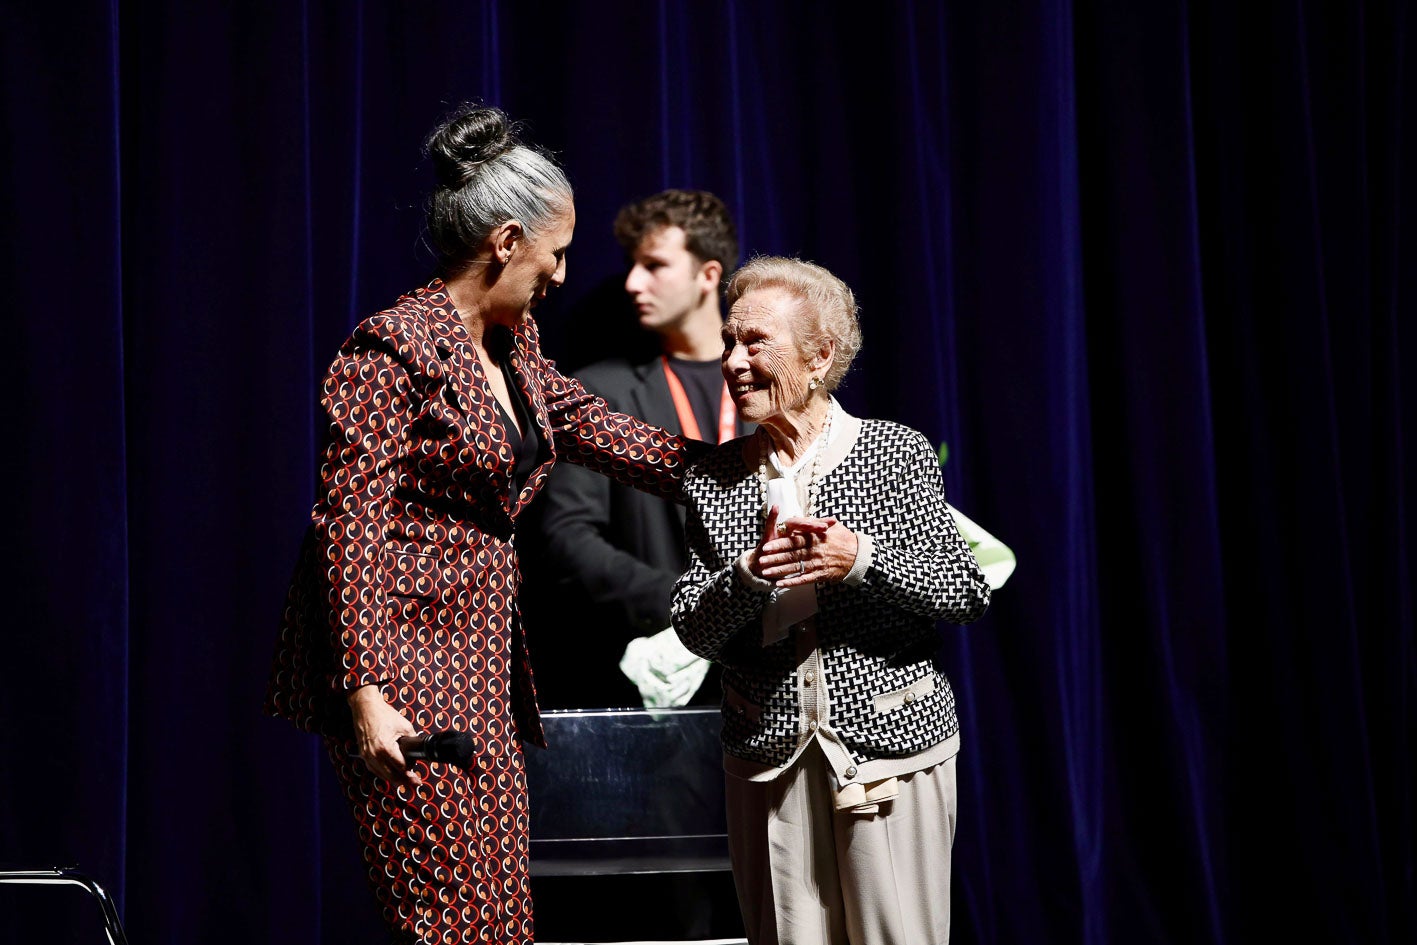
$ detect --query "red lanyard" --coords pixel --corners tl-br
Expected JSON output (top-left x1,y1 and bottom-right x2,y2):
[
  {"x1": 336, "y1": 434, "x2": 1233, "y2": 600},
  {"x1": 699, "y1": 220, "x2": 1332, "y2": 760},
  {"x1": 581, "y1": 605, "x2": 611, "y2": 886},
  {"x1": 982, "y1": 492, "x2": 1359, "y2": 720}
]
[{"x1": 661, "y1": 355, "x2": 737, "y2": 443}]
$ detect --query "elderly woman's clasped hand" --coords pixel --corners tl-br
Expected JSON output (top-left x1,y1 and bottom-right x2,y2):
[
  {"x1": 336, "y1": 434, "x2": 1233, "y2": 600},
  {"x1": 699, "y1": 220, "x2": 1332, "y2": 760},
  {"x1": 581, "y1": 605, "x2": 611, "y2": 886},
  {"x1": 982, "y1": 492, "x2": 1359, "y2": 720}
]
[{"x1": 752, "y1": 504, "x2": 859, "y2": 588}]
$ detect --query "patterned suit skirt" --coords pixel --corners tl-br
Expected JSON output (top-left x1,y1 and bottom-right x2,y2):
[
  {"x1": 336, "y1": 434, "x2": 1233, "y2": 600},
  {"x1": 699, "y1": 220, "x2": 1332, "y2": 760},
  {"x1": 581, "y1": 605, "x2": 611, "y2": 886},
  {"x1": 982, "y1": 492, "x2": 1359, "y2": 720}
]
[{"x1": 325, "y1": 737, "x2": 535, "y2": 944}]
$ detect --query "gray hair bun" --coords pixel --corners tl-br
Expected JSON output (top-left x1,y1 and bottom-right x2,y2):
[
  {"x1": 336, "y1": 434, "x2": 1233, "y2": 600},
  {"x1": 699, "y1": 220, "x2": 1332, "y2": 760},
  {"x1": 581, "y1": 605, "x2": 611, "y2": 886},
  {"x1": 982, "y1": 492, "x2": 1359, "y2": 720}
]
[
  {"x1": 420, "y1": 102, "x2": 573, "y2": 274},
  {"x1": 424, "y1": 104, "x2": 519, "y2": 189}
]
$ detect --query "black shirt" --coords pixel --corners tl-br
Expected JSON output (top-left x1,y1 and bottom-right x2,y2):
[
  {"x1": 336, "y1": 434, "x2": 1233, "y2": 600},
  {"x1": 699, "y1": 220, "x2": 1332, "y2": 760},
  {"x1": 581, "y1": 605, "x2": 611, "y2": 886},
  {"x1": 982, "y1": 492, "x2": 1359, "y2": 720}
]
[
  {"x1": 496, "y1": 358, "x2": 543, "y2": 493},
  {"x1": 666, "y1": 356, "x2": 740, "y2": 442}
]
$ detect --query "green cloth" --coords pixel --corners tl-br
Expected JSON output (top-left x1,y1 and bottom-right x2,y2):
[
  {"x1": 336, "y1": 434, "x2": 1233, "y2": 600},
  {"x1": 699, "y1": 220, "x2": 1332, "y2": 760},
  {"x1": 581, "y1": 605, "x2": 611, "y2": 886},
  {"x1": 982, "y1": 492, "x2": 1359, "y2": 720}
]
[{"x1": 947, "y1": 503, "x2": 1017, "y2": 589}]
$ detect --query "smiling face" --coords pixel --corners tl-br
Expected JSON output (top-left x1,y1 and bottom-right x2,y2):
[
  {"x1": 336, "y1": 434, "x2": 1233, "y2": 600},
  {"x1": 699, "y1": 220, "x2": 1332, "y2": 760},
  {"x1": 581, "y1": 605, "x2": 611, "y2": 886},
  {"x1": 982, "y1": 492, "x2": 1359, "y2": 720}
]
[
  {"x1": 721, "y1": 287, "x2": 824, "y2": 428},
  {"x1": 485, "y1": 206, "x2": 576, "y2": 327}
]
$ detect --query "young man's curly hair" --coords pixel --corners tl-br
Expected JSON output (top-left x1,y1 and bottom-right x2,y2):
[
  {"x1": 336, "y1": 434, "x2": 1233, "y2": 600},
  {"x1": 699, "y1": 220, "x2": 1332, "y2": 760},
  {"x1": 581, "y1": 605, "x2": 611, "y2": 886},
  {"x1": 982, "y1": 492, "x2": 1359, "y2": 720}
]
[{"x1": 613, "y1": 189, "x2": 739, "y2": 271}]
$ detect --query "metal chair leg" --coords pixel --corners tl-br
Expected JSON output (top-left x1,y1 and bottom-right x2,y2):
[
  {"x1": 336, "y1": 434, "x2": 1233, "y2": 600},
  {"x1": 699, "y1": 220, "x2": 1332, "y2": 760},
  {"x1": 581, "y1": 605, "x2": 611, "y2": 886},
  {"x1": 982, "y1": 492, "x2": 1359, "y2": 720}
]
[{"x1": 0, "y1": 868, "x2": 130, "y2": 945}]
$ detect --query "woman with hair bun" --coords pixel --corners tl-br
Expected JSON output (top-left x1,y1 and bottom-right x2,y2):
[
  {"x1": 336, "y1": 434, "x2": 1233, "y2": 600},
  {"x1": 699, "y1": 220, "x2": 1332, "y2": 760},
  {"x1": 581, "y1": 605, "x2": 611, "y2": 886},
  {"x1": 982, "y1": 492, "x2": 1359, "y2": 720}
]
[{"x1": 265, "y1": 103, "x2": 700, "y2": 943}]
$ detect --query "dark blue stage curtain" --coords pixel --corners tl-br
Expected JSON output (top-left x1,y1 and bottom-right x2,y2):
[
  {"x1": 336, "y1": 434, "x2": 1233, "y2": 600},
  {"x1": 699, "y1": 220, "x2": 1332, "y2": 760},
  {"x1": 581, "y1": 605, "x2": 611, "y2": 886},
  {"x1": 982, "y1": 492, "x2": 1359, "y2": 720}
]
[{"x1": 1, "y1": 1, "x2": 1410, "y2": 943}]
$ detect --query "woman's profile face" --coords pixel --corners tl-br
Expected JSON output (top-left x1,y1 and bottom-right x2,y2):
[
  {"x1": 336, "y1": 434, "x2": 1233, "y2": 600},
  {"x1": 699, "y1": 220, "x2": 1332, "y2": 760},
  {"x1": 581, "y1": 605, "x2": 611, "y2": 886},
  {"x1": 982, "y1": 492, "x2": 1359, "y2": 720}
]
[
  {"x1": 721, "y1": 287, "x2": 815, "y2": 427},
  {"x1": 487, "y1": 205, "x2": 575, "y2": 326}
]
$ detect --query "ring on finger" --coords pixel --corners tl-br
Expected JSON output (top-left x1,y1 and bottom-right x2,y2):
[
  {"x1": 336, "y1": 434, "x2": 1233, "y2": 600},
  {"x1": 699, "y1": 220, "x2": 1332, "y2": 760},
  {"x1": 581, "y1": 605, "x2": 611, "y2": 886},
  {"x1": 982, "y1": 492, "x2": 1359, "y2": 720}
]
[{"x1": 797, "y1": 559, "x2": 805, "y2": 574}]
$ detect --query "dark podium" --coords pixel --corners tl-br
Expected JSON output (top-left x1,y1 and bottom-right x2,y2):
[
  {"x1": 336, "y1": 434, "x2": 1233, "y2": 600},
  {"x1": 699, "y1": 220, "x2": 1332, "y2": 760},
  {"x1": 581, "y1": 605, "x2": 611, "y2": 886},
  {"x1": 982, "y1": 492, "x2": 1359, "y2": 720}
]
[{"x1": 524, "y1": 707, "x2": 746, "y2": 943}]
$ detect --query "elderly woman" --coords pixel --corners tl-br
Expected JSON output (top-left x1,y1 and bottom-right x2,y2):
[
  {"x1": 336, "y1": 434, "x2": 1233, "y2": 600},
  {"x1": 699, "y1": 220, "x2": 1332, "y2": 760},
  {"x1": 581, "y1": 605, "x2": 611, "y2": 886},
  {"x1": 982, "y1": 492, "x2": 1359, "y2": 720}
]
[
  {"x1": 265, "y1": 103, "x2": 697, "y2": 944},
  {"x1": 672, "y1": 256, "x2": 991, "y2": 944}
]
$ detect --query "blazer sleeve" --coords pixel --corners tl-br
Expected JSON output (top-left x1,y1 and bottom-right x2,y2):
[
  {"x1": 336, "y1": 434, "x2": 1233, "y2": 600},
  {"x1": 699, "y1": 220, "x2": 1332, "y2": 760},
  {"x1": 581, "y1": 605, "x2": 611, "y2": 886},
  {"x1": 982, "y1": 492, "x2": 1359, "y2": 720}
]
[
  {"x1": 312, "y1": 317, "x2": 427, "y2": 693},
  {"x1": 519, "y1": 320, "x2": 709, "y2": 499},
  {"x1": 854, "y1": 430, "x2": 992, "y2": 623},
  {"x1": 671, "y1": 471, "x2": 773, "y2": 661}
]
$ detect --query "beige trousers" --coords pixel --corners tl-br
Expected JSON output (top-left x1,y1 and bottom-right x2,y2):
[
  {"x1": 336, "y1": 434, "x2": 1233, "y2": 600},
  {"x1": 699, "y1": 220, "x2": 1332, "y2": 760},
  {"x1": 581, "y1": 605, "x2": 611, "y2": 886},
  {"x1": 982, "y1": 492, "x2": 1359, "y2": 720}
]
[{"x1": 725, "y1": 742, "x2": 958, "y2": 945}]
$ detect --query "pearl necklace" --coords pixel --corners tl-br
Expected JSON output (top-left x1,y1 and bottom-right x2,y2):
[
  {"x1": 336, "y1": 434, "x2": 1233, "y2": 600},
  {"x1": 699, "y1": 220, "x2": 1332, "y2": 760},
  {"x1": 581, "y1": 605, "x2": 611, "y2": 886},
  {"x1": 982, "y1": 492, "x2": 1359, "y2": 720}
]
[{"x1": 757, "y1": 398, "x2": 835, "y2": 520}]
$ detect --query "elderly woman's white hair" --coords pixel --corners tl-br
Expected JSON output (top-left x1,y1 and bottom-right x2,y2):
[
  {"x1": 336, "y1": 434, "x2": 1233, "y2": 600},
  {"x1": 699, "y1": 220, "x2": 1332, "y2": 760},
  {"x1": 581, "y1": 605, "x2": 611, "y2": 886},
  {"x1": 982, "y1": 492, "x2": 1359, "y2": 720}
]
[{"x1": 725, "y1": 256, "x2": 863, "y2": 391}]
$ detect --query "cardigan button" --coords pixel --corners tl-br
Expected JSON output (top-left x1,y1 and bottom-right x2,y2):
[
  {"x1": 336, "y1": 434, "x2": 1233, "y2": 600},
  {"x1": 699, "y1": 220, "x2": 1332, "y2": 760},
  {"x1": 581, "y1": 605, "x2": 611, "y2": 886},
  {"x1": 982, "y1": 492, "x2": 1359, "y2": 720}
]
[
  {"x1": 844, "y1": 766, "x2": 858, "y2": 780},
  {"x1": 904, "y1": 692, "x2": 917, "y2": 705},
  {"x1": 803, "y1": 671, "x2": 815, "y2": 686}
]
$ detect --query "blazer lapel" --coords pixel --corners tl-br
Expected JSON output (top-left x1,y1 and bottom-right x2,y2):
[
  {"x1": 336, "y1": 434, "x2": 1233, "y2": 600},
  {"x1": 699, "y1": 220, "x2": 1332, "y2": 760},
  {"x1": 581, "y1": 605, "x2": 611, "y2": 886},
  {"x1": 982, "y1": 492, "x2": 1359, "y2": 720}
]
[{"x1": 420, "y1": 280, "x2": 518, "y2": 516}]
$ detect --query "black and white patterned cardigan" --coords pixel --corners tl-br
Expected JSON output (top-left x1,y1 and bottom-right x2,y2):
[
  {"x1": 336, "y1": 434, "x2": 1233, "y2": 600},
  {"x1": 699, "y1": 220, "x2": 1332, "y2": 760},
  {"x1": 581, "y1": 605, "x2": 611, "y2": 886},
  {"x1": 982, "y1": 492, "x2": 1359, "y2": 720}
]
[{"x1": 671, "y1": 414, "x2": 991, "y2": 772}]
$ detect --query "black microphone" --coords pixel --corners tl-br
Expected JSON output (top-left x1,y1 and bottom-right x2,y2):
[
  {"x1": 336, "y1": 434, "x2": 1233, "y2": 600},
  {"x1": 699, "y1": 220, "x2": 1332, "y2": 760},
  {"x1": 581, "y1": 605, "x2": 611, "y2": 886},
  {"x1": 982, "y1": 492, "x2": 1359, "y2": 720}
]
[{"x1": 397, "y1": 731, "x2": 475, "y2": 770}]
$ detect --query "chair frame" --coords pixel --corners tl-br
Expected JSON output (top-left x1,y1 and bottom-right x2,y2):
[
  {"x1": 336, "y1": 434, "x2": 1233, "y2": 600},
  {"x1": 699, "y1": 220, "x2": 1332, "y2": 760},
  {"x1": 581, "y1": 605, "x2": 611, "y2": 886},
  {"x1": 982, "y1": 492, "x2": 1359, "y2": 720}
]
[{"x1": 0, "y1": 867, "x2": 130, "y2": 945}]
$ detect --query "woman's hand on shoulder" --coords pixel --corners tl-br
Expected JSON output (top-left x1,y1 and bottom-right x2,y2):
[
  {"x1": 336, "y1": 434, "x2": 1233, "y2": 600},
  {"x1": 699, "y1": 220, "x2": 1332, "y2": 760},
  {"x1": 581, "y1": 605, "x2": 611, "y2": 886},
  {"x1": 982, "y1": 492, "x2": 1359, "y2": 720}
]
[{"x1": 347, "y1": 685, "x2": 423, "y2": 786}]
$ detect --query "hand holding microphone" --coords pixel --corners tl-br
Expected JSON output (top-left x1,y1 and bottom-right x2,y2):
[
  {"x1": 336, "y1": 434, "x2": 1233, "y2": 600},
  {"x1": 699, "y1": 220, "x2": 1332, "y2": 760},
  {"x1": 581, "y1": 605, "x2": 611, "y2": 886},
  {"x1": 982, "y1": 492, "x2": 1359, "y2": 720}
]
[
  {"x1": 348, "y1": 685, "x2": 423, "y2": 786},
  {"x1": 346, "y1": 685, "x2": 475, "y2": 782}
]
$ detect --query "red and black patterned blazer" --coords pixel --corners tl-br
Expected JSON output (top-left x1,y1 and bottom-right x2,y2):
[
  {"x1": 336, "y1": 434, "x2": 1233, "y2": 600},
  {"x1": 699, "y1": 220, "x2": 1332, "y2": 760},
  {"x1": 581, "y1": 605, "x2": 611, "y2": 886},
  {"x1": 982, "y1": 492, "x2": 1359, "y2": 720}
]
[{"x1": 265, "y1": 280, "x2": 695, "y2": 758}]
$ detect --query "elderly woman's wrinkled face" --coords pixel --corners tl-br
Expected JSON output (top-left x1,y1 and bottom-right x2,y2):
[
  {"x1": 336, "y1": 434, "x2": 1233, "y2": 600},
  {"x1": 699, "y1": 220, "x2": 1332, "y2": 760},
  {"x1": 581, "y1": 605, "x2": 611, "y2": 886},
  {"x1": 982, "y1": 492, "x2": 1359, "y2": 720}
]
[{"x1": 722, "y1": 288, "x2": 817, "y2": 427}]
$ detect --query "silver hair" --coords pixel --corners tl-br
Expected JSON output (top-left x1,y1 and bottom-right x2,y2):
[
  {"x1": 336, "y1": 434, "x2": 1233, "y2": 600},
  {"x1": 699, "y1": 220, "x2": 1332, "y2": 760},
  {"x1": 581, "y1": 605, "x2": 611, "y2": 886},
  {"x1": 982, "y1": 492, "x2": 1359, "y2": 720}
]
[
  {"x1": 725, "y1": 256, "x2": 862, "y2": 391},
  {"x1": 424, "y1": 105, "x2": 574, "y2": 271}
]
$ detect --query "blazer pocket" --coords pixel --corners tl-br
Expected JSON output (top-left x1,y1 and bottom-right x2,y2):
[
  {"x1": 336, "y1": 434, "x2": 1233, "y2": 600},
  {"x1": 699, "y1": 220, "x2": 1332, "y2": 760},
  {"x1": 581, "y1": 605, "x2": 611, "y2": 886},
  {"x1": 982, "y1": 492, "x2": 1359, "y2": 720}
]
[
  {"x1": 383, "y1": 543, "x2": 444, "y2": 600},
  {"x1": 723, "y1": 682, "x2": 763, "y2": 724},
  {"x1": 872, "y1": 674, "x2": 936, "y2": 715}
]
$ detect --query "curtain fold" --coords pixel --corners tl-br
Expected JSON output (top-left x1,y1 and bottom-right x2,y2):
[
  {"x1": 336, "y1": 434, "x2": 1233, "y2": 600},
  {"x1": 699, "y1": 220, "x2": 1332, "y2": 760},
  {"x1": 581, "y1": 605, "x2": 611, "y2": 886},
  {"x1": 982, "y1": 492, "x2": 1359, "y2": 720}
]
[
  {"x1": 0, "y1": 5, "x2": 131, "y2": 942},
  {"x1": 0, "y1": 2, "x2": 1409, "y2": 943}
]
